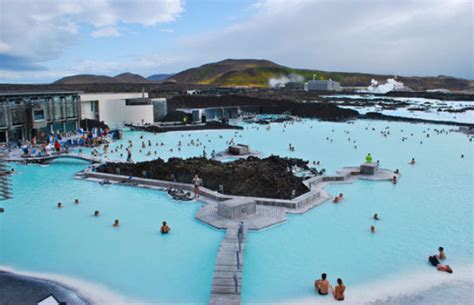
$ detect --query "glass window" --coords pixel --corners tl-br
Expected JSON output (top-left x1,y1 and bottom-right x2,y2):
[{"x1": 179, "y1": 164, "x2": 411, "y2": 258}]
[{"x1": 33, "y1": 109, "x2": 45, "y2": 121}]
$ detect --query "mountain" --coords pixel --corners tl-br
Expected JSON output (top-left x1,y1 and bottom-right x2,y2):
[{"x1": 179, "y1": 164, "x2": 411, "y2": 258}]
[
  {"x1": 170, "y1": 59, "x2": 282, "y2": 85},
  {"x1": 113, "y1": 72, "x2": 150, "y2": 83},
  {"x1": 168, "y1": 59, "x2": 473, "y2": 91},
  {"x1": 54, "y1": 72, "x2": 150, "y2": 84},
  {"x1": 147, "y1": 73, "x2": 175, "y2": 81}
]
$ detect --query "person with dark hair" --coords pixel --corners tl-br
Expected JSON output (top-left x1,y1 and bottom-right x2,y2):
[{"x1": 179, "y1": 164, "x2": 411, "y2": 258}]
[
  {"x1": 160, "y1": 221, "x2": 170, "y2": 234},
  {"x1": 331, "y1": 278, "x2": 345, "y2": 301},
  {"x1": 314, "y1": 273, "x2": 329, "y2": 295},
  {"x1": 436, "y1": 246, "x2": 446, "y2": 260},
  {"x1": 428, "y1": 256, "x2": 453, "y2": 273}
]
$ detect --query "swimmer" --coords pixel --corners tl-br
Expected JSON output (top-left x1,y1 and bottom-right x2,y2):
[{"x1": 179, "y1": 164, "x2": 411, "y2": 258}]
[
  {"x1": 160, "y1": 221, "x2": 170, "y2": 234},
  {"x1": 113, "y1": 219, "x2": 120, "y2": 227},
  {"x1": 333, "y1": 196, "x2": 339, "y2": 204},
  {"x1": 373, "y1": 213, "x2": 380, "y2": 221},
  {"x1": 330, "y1": 278, "x2": 345, "y2": 301},
  {"x1": 314, "y1": 273, "x2": 330, "y2": 295},
  {"x1": 57, "y1": 202, "x2": 62, "y2": 208},
  {"x1": 437, "y1": 247, "x2": 446, "y2": 260},
  {"x1": 392, "y1": 175, "x2": 397, "y2": 184},
  {"x1": 74, "y1": 199, "x2": 79, "y2": 204},
  {"x1": 461, "y1": 154, "x2": 464, "y2": 158},
  {"x1": 338, "y1": 193, "x2": 344, "y2": 200},
  {"x1": 370, "y1": 225, "x2": 376, "y2": 233},
  {"x1": 410, "y1": 158, "x2": 416, "y2": 165},
  {"x1": 395, "y1": 169, "x2": 400, "y2": 174},
  {"x1": 428, "y1": 256, "x2": 453, "y2": 273},
  {"x1": 94, "y1": 210, "x2": 100, "y2": 217}
]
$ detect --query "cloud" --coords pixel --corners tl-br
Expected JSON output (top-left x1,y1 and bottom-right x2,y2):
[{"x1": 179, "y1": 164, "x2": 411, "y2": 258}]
[
  {"x1": 91, "y1": 26, "x2": 120, "y2": 38},
  {"x1": 0, "y1": 0, "x2": 184, "y2": 70},
  {"x1": 178, "y1": 0, "x2": 473, "y2": 79}
]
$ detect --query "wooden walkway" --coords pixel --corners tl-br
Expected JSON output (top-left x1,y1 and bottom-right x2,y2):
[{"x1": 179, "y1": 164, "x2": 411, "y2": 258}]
[
  {"x1": 209, "y1": 225, "x2": 247, "y2": 305},
  {"x1": 2, "y1": 153, "x2": 103, "y2": 164}
]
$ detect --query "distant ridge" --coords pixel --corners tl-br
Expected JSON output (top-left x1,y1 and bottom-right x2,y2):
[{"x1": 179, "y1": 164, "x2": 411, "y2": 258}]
[
  {"x1": 147, "y1": 73, "x2": 175, "y2": 81},
  {"x1": 168, "y1": 59, "x2": 473, "y2": 91},
  {"x1": 51, "y1": 59, "x2": 473, "y2": 91},
  {"x1": 54, "y1": 72, "x2": 150, "y2": 84}
]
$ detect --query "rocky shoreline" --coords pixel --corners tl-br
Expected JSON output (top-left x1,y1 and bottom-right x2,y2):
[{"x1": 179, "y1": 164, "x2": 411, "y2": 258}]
[
  {"x1": 361, "y1": 112, "x2": 474, "y2": 128},
  {"x1": 96, "y1": 156, "x2": 311, "y2": 199},
  {"x1": 0, "y1": 270, "x2": 90, "y2": 305}
]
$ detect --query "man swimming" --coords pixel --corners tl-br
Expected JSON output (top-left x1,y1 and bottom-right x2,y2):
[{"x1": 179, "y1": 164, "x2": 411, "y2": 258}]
[
  {"x1": 314, "y1": 273, "x2": 330, "y2": 295},
  {"x1": 428, "y1": 256, "x2": 452, "y2": 273}
]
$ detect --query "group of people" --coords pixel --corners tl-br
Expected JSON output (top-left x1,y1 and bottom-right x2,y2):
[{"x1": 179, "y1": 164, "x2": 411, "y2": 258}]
[
  {"x1": 56, "y1": 198, "x2": 171, "y2": 234},
  {"x1": 314, "y1": 273, "x2": 345, "y2": 301},
  {"x1": 429, "y1": 247, "x2": 453, "y2": 273}
]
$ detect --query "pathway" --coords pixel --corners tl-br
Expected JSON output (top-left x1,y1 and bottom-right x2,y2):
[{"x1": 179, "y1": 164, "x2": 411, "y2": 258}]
[{"x1": 209, "y1": 225, "x2": 247, "y2": 305}]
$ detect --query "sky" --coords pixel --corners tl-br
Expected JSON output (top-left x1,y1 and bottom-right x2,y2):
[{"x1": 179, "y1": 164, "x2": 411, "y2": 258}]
[{"x1": 0, "y1": 0, "x2": 472, "y2": 83}]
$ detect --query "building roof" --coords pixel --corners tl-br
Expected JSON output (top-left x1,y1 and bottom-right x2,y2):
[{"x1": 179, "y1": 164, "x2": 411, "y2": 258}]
[{"x1": 0, "y1": 91, "x2": 82, "y2": 97}]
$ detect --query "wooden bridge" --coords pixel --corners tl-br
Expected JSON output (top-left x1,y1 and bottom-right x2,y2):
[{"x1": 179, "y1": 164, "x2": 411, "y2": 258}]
[{"x1": 1, "y1": 153, "x2": 104, "y2": 164}]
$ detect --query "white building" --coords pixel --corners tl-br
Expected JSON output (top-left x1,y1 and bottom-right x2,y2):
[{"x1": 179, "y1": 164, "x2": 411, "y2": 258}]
[
  {"x1": 80, "y1": 93, "x2": 167, "y2": 128},
  {"x1": 305, "y1": 79, "x2": 341, "y2": 91}
]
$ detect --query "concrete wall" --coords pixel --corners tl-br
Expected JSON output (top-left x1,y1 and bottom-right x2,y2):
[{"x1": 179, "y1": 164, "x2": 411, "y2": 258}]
[{"x1": 80, "y1": 93, "x2": 152, "y2": 128}]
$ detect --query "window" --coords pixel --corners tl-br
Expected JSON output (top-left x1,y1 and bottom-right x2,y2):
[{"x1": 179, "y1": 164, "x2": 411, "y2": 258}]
[{"x1": 33, "y1": 109, "x2": 45, "y2": 121}]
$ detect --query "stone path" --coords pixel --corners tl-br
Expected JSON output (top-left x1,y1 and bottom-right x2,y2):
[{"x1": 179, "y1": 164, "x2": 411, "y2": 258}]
[{"x1": 209, "y1": 225, "x2": 247, "y2": 305}]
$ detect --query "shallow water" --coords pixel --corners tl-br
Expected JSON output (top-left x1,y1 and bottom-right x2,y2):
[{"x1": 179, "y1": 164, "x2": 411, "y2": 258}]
[{"x1": 1, "y1": 118, "x2": 473, "y2": 305}]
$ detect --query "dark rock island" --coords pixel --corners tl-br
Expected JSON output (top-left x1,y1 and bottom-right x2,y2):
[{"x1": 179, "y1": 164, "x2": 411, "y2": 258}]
[{"x1": 96, "y1": 156, "x2": 310, "y2": 199}]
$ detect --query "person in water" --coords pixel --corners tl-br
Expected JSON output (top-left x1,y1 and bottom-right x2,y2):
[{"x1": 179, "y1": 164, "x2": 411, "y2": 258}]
[
  {"x1": 314, "y1": 273, "x2": 330, "y2": 295},
  {"x1": 373, "y1": 213, "x2": 380, "y2": 220},
  {"x1": 331, "y1": 278, "x2": 346, "y2": 301},
  {"x1": 365, "y1": 153, "x2": 373, "y2": 163},
  {"x1": 395, "y1": 169, "x2": 400, "y2": 174},
  {"x1": 333, "y1": 196, "x2": 339, "y2": 204},
  {"x1": 74, "y1": 199, "x2": 79, "y2": 204},
  {"x1": 160, "y1": 221, "x2": 170, "y2": 234},
  {"x1": 436, "y1": 246, "x2": 446, "y2": 260},
  {"x1": 338, "y1": 193, "x2": 344, "y2": 200},
  {"x1": 428, "y1": 256, "x2": 452, "y2": 273},
  {"x1": 392, "y1": 175, "x2": 397, "y2": 184},
  {"x1": 113, "y1": 219, "x2": 120, "y2": 227},
  {"x1": 370, "y1": 225, "x2": 376, "y2": 233},
  {"x1": 94, "y1": 210, "x2": 100, "y2": 217},
  {"x1": 57, "y1": 202, "x2": 62, "y2": 208},
  {"x1": 410, "y1": 158, "x2": 416, "y2": 165}
]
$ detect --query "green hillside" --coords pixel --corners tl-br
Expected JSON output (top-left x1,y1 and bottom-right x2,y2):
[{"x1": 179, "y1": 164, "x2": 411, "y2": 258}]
[{"x1": 169, "y1": 59, "x2": 473, "y2": 91}]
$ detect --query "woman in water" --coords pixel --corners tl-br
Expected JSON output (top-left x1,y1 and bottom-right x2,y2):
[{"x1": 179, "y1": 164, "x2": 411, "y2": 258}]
[
  {"x1": 113, "y1": 219, "x2": 120, "y2": 227},
  {"x1": 392, "y1": 176, "x2": 397, "y2": 184},
  {"x1": 410, "y1": 158, "x2": 416, "y2": 165},
  {"x1": 333, "y1": 196, "x2": 339, "y2": 204},
  {"x1": 94, "y1": 210, "x2": 100, "y2": 217},
  {"x1": 370, "y1": 225, "x2": 376, "y2": 233},
  {"x1": 57, "y1": 202, "x2": 62, "y2": 208},
  {"x1": 331, "y1": 278, "x2": 346, "y2": 301}
]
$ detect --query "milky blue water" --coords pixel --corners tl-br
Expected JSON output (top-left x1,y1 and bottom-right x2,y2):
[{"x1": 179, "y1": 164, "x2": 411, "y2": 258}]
[
  {"x1": 1, "y1": 118, "x2": 472, "y2": 305},
  {"x1": 0, "y1": 160, "x2": 223, "y2": 303}
]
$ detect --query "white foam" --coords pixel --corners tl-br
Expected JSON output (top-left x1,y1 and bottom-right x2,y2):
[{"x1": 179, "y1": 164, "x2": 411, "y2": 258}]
[
  {"x1": 245, "y1": 264, "x2": 473, "y2": 305},
  {"x1": 0, "y1": 265, "x2": 148, "y2": 305}
]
